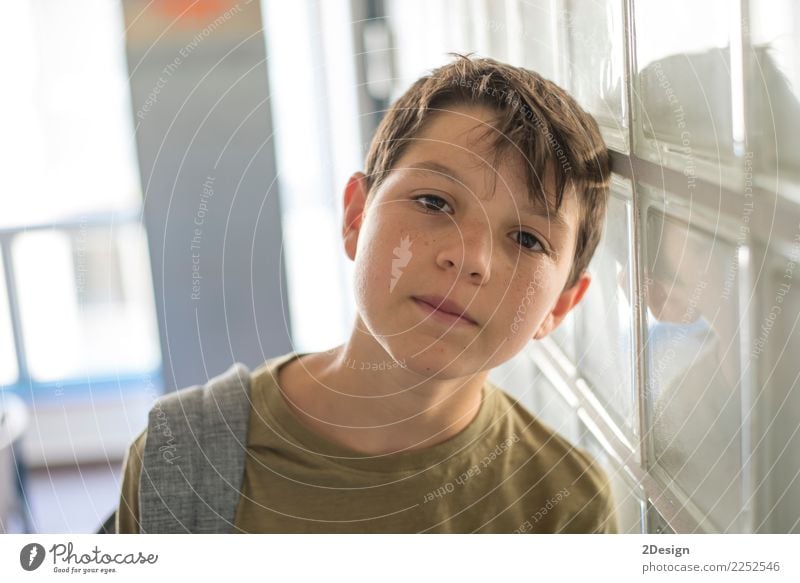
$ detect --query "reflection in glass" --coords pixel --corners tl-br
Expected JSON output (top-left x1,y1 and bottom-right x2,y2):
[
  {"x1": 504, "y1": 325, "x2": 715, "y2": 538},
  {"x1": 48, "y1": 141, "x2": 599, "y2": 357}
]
[
  {"x1": 754, "y1": 251, "x2": 800, "y2": 533},
  {"x1": 643, "y1": 208, "x2": 745, "y2": 532},
  {"x1": 634, "y1": 0, "x2": 738, "y2": 173},
  {"x1": 747, "y1": 0, "x2": 800, "y2": 193}
]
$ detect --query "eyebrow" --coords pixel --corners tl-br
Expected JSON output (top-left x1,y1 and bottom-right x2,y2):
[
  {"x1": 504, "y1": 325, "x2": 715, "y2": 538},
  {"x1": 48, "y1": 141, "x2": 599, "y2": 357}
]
[{"x1": 404, "y1": 160, "x2": 570, "y2": 230}]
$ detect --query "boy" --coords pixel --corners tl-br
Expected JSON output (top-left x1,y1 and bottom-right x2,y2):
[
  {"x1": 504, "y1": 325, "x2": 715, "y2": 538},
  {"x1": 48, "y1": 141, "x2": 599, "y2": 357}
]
[{"x1": 116, "y1": 53, "x2": 616, "y2": 533}]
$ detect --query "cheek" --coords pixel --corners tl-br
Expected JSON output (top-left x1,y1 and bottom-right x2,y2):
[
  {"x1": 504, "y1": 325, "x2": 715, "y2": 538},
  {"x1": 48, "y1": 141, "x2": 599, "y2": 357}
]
[
  {"x1": 352, "y1": 214, "x2": 412, "y2": 310},
  {"x1": 494, "y1": 262, "x2": 557, "y2": 331}
]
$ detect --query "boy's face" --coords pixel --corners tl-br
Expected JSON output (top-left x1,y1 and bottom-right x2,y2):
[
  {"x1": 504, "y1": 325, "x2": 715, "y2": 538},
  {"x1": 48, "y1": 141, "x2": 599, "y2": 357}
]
[{"x1": 342, "y1": 104, "x2": 591, "y2": 377}]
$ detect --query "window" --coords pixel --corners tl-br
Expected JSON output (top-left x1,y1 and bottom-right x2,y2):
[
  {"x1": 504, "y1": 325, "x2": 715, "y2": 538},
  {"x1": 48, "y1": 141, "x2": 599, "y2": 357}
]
[{"x1": 0, "y1": 0, "x2": 160, "y2": 396}]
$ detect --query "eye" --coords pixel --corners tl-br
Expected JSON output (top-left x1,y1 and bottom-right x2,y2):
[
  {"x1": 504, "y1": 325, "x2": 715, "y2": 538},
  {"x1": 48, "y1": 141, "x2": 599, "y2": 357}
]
[
  {"x1": 412, "y1": 194, "x2": 452, "y2": 214},
  {"x1": 514, "y1": 230, "x2": 545, "y2": 252},
  {"x1": 414, "y1": 194, "x2": 548, "y2": 253}
]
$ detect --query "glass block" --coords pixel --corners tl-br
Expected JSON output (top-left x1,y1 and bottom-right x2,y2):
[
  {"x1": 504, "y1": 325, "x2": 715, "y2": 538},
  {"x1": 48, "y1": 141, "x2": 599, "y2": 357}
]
[
  {"x1": 579, "y1": 426, "x2": 645, "y2": 533},
  {"x1": 499, "y1": 0, "x2": 525, "y2": 65},
  {"x1": 575, "y1": 180, "x2": 636, "y2": 440},
  {"x1": 646, "y1": 502, "x2": 675, "y2": 534},
  {"x1": 746, "y1": 0, "x2": 800, "y2": 199},
  {"x1": 548, "y1": 311, "x2": 576, "y2": 363},
  {"x1": 633, "y1": 0, "x2": 740, "y2": 185},
  {"x1": 386, "y1": 0, "x2": 479, "y2": 95},
  {"x1": 642, "y1": 204, "x2": 746, "y2": 532},
  {"x1": 753, "y1": 247, "x2": 800, "y2": 533},
  {"x1": 519, "y1": 0, "x2": 562, "y2": 83},
  {"x1": 529, "y1": 362, "x2": 583, "y2": 446},
  {"x1": 0, "y1": 254, "x2": 18, "y2": 386},
  {"x1": 561, "y1": 0, "x2": 628, "y2": 151},
  {"x1": 12, "y1": 224, "x2": 161, "y2": 382},
  {"x1": 483, "y1": 0, "x2": 510, "y2": 60},
  {"x1": 487, "y1": 349, "x2": 537, "y2": 413}
]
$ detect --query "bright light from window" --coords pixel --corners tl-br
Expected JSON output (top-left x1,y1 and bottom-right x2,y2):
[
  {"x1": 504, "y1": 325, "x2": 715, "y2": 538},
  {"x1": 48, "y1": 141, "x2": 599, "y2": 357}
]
[{"x1": 0, "y1": 0, "x2": 141, "y2": 228}]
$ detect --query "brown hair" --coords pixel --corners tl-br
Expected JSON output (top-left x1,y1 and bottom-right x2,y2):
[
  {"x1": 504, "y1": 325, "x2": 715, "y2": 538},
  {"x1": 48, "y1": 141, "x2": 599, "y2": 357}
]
[{"x1": 363, "y1": 53, "x2": 610, "y2": 289}]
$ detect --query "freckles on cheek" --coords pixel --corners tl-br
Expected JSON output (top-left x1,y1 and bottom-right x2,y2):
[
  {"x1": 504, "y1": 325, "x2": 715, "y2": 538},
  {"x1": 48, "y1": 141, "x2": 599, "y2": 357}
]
[{"x1": 500, "y1": 264, "x2": 555, "y2": 334}]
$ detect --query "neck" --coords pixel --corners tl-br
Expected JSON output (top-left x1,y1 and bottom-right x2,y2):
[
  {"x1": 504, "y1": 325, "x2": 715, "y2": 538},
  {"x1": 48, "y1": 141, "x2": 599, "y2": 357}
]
[{"x1": 284, "y1": 317, "x2": 488, "y2": 455}]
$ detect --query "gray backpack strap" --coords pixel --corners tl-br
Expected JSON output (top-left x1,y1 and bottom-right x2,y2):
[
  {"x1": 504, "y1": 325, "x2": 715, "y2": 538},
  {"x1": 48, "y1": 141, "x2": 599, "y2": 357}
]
[{"x1": 139, "y1": 362, "x2": 251, "y2": 533}]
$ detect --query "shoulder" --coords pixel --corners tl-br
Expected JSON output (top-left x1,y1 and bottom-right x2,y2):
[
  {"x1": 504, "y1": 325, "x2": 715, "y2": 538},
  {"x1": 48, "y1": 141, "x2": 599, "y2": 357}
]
[
  {"x1": 119, "y1": 429, "x2": 147, "y2": 492},
  {"x1": 116, "y1": 429, "x2": 147, "y2": 534},
  {"x1": 491, "y1": 386, "x2": 583, "y2": 467},
  {"x1": 491, "y1": 386, "x2": 618, "y2": 533}
]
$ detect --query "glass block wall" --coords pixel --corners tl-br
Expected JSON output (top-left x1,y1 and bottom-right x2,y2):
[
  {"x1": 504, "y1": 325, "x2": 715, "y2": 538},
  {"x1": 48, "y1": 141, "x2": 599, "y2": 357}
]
[{"x1": 384, "y1": 0, "x2": 800, "y2": 533}]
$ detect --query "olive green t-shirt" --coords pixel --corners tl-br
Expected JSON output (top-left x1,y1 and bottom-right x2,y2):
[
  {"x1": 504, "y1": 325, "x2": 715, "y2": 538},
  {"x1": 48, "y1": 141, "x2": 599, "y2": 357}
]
[{"x1": 117, "y1": 352, "x2": 617, "y2": 533}]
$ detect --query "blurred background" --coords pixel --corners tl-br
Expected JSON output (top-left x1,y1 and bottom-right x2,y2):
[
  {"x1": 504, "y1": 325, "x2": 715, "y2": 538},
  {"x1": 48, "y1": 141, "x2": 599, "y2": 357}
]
[{"x1": 1, "y1": 0, "x2": 798, "y2": 533}]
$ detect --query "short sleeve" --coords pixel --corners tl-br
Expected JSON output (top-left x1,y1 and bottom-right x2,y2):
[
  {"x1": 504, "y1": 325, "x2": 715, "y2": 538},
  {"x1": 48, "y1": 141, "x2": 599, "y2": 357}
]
[{"x1": 116, "y1": 429, "x2": 147, "y2": 534}]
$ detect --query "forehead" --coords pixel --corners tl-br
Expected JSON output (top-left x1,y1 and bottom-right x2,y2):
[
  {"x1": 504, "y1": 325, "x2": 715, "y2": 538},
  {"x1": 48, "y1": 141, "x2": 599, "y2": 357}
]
[
  {"x1": 392, "y1": 105, "x2": 580, "y2": 231},
  {"x1": 411, "y1": 104, "x2": 507, "y2": 162}
]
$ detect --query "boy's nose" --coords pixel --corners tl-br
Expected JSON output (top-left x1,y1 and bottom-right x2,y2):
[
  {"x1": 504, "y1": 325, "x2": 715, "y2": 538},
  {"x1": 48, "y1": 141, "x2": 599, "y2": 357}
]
[{"x1": 436, "y1": 225, "x2": 492, "y2": 284}]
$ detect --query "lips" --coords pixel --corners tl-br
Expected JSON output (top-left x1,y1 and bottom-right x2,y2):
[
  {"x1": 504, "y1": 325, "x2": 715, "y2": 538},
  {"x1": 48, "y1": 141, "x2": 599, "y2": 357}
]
[{"x1": 412, "y1": 295, "x2": 477, "y2": 325}]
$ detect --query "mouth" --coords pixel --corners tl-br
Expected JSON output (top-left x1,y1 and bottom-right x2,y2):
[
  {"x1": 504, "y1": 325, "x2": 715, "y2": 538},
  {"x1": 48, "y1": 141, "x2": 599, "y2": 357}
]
[{"x1": 412, "y1": 296, "x2": 478, "y2": 327}]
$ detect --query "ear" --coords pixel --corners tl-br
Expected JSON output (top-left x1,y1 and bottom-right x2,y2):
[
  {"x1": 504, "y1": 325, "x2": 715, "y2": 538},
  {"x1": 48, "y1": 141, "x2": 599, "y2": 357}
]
[
  {"x1": 342, "y1": 171, "x2": 369, "y2": 261},
  {"x1": 533, "y1": 272, "x2": 591, "y2": 340}
]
